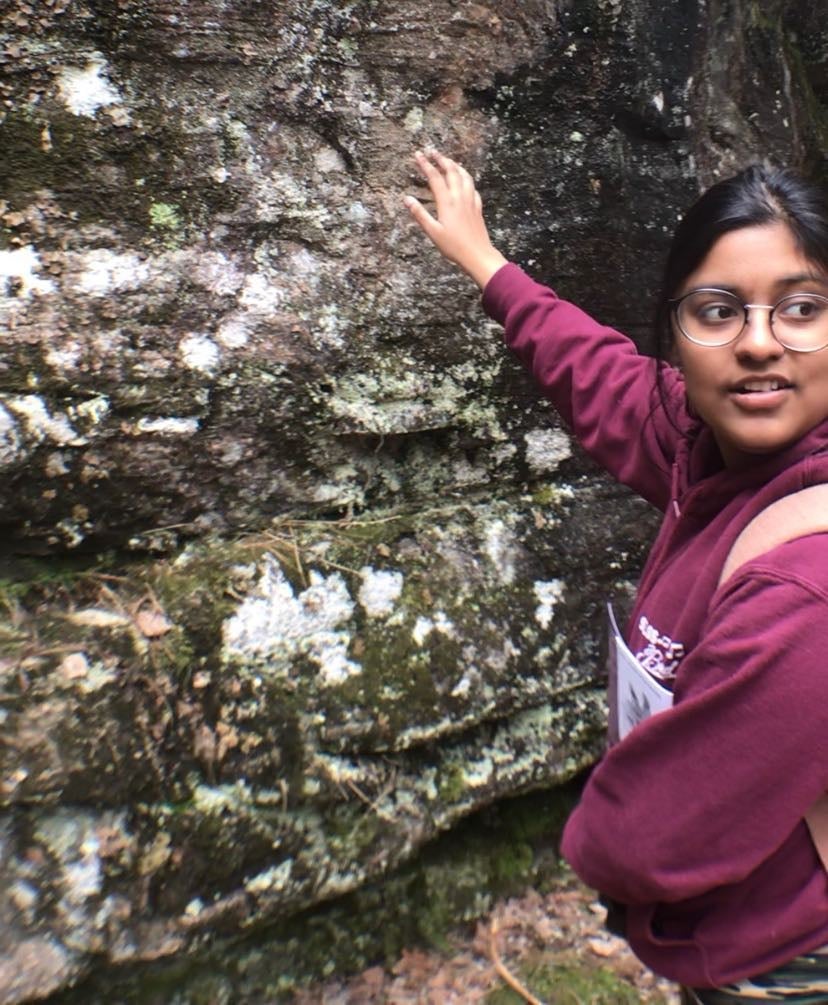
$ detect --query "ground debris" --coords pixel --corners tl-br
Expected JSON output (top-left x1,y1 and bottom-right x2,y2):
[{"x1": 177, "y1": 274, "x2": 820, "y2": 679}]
[{"x1": 291, "y1": 870, "x2": 679, "y2": 1003}]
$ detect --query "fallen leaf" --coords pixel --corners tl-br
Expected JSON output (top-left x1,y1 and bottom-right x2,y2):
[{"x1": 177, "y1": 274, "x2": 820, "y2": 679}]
[
  {"x1": 588, "y1": 936, "x2": 620, "y2": 957},
  {"x1": 134, "y1": 609, "x2": 173, "y2": 638}
]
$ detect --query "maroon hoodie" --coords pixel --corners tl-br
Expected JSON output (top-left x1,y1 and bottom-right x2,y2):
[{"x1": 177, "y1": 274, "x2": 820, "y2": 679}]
[{"x1": 483, "y1": 263, "x2": 828, "y2": 988}]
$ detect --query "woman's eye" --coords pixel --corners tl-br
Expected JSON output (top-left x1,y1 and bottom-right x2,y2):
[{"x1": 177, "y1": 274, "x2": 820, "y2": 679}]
[
  {"x1": 777, "y1": 296, "x2": 826, "y2": 321},
  {"x1": 697, "y1": 303, "x2": 739, "y2": 323}
]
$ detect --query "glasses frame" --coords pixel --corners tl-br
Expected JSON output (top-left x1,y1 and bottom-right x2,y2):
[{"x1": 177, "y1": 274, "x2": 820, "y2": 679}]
[{"x1": 668, "y1": 287, "x2": 828, "y2": 353}]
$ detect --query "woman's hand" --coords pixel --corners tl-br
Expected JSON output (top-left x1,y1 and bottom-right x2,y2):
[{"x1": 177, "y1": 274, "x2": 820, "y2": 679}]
[{"x1": 404, "y1": 149, "x2": 508, "y2": 290}]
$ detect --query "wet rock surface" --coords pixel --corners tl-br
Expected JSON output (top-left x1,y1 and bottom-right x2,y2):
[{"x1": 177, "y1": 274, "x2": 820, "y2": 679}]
[{"x1": 1, "y1": 0, "x2": 827, "y2": 1000}]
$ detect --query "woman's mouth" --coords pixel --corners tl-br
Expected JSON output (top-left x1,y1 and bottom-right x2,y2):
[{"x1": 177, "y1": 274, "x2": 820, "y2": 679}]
[{"x1": 728, "y1": 376, "x2": 794, "y2": 408}]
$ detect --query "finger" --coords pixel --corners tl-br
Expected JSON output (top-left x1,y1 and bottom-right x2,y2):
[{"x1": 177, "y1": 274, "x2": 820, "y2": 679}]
[
  {"x1": 430, "y1": 149, "x2": 462, "y2": 182},
  {"x1": 414, "y1": 150, "x2": 448, "y2": 199},
  {"x1": 423, "y1": 147, "x2": 450, "y2": 177},
  {"x1": 403, "y1": 195, "x2": 442, "y2": 241},
  {"x1": 430, "y1": 150, "x2": 471, "y2": 197},
  {"x1": 457, "y1": 162, "x2": 476, "y2": 195}
]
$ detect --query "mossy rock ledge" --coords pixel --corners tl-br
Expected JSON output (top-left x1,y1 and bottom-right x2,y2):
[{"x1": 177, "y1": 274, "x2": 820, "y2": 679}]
[{"x1": 0, "y1": 487, "x2": 656, "y2": 1002}]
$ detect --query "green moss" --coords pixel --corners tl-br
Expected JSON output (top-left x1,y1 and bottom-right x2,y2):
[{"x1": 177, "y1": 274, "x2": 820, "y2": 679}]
[
  {"x1": 486, "y1": 956, "x2": 647, "y2": 1004},
  {"x1": 438, "y1": 762, "x2": 466, "y2": 802},
  {"x1": 747, "y1": 1, "x2": 776, "y2": 33},
  {"x1": 149, "y1": 201, "x2": 182, "y2": 231},
  {"x1": 492, "y1": 839, "x2": 534, "y2": 887}
]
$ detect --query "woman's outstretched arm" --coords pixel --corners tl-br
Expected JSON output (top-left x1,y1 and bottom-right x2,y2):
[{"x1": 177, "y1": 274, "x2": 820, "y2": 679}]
[{"x1": 403, "y1": 148, "x2": 685, "y2": 506}]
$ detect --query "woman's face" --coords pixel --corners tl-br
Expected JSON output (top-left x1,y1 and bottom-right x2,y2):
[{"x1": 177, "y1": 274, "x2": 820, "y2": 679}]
[{"x1": 674, "y1": 221, "x2": 828, "y2": 468}]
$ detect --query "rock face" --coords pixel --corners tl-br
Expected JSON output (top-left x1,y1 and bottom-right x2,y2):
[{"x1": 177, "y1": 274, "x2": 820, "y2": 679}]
[
  {"x1": 1, "y1": 491, "x2": 655, "y2": 1003},
  {"x1": 0, "y1": 0, "x2": 827, "y2": 1001}
]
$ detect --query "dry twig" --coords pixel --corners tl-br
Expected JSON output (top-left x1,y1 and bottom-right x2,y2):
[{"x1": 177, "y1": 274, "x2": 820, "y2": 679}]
[{"x1": 489, "y1": 914, "x2": 544, "y2": 1005}]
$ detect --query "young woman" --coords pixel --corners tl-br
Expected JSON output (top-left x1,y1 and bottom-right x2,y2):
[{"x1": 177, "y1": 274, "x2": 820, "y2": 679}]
[{"x1": 404, "y1": 149, "x2": 828, "y2": 1002}]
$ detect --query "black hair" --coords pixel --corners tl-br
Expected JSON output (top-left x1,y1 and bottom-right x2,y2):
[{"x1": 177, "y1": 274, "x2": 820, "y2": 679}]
[{"x1": 653, "y1": 164, "x2": 828, "y2": 421}]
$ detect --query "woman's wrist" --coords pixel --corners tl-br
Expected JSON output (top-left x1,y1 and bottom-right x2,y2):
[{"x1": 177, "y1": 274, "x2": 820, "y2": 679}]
[{"x1": 464, "y1": 248, "x2": 508, "y2": 290}]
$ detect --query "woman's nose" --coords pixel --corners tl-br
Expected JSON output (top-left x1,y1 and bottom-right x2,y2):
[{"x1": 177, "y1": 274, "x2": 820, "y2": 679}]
[{"x1": 735, "y1": 305, "x2": 784, "y2": 359}]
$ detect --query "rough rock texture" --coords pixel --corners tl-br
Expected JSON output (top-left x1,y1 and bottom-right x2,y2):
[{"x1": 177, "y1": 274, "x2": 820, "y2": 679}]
[
  {"x1": 2, "y1": 489, "x2": 654, "y2": 1002},
  {"x1": 0, "y1": 0, "x2": 825, "y2": 551},
  {"x1": 1, "y1": 0, "x2": 827, "y2": 1001}
]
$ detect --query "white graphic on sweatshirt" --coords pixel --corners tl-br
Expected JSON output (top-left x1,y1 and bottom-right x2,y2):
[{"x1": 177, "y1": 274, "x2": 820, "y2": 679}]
[{"x1": 634, "y1": 615, "x2": 685, "y2": 680}]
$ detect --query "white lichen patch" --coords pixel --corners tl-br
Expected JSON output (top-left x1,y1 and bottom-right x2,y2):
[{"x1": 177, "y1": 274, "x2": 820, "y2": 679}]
[
  {"x1": 45, "y1": 452, "x2": 69, "y2": 477},
  {"x1": 6, "y1": 396, "x2": 82, "y2": 447},
  {"x1": 327, "y1": 359, "x2": 505, "y2": 439},
  {"x1": 73, "y1": 395, "x2": 111, "y2": 426},
  {"x1": 179, "y1": 334, "x2": 221, "y2": 375},
  {"x1": 286, "y1": 247, "x2": 322, "y2": 281},
  {"x1": 187, "y1": 251, "x2": 245, "y2": 297},
  {"x1": 348, "y1": 201, "x2": 370, "y2": 225},
  {"x1": 328, "y1": 368, "x2": 454, "y2": 436},
  {"x1": 412, "y1": 611, "x2": 455, "y2": 646},
  {"x1": 533, "y1": 579, "x2": 565, "y2": 630},
  {"x1": 63, "y1": 836, "x2": 103, "y2": 904},
  {"x1": 0, "y1": 404, "x2": 23, "y2": 468},
  {"x1": 314, "y1": 147, "x2": 346, "y2": 173},
  {"x1": 450, "y1": 672, "x2": 476, "y2": 698},
  {"x1": 524, "y1": 427, "x2": 572, "y2": 474},
  {"x1": 74, "y1": 249, "x2": 150, "y2": 296},
  {"x1": 358, "y1": 567, "x2": 404, "y2": 618},
  {"x1": 245, "y1": 859, "x2": 294, "y2": 896},
  {"x1": 239, "y1": 271, "x2": 284, "y2": 315},
  {"x1": 0, "y1": 245, "x2": 56, "y2": 299},
  {"x1": 483, "y1": 518, "x2": 521, "y2": 586},
  {"x1": 403, "y1": 106, "x2": 424, "y2": 133},
  {"x1": 56, "y1": 55, "x2": 124, "y2": 118},
  {"x1": 35, "y1": 811, "x2": 105, "y2": 904},
  {"x1": 223, "y1": 555, "x2": 361, "y2": 686},
  {"x1": 133, "y1": 417, "x2": 200, "y2": 436},
  {"x1": 46, "y1": 343, "x2": 82, "y2": 372},
  {"x1": 313, "y1": 303, "x2": 348, "y2": 349},
  {"x1": 216, "y1": 315, "x2": 251, "y2": 348},
  {"x1": 191, "y1": 780, "x2": 254, "y2": 815}
]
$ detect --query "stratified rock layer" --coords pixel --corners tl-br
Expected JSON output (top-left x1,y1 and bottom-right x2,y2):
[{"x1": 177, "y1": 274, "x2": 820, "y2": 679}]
[{"x1": 1, "y1": 487, "x2": 654, "y2": 1002}]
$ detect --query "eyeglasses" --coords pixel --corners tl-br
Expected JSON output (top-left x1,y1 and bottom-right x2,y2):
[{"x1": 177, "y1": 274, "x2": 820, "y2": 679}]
[{"x1": 669, "y1": 288, "x2": 828, "y2": 352}]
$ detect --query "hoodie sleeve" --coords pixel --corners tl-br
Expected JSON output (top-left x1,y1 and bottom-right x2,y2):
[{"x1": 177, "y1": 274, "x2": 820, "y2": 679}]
[
  {"x1": 560, "y1": 537, "x2": 828, "y2": 905},
  {"x1": 483, "y1": 263, "x2": 688, "y2": 511}
]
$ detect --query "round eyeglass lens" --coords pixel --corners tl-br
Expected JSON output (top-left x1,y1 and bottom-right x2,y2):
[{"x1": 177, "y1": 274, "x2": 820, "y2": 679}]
[
  {"x1": 676, "y1": 290, "x2": 744, "y2": 347},
  {"x1": 772, "y1": 293, "x2": 828, "y2": 352}
]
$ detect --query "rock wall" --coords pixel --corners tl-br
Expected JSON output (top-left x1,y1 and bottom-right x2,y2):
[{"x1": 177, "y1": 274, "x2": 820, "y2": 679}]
[{"x1": 1, "y1": 0, "x2": 827, "y2": 1001}]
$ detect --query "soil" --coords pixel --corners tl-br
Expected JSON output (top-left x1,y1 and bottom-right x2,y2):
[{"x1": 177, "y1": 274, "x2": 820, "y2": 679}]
[{"x1": 291, "y1": 867, "x2": 679, "y2": 1004}]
